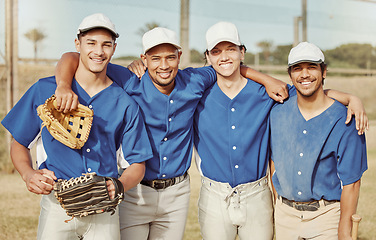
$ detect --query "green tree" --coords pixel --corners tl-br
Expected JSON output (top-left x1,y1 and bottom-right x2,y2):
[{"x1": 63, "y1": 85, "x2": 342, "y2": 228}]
[
  {"x1": 324, "y1": 43, "x2": 376, "y2": 69},
  {"x1": 257, "y1": 40, "x2": 273, "y2": 65},
  {"x1": 24, "y1": 28, "x2": 46, "y2": 60},
  {"x1": 136, "y1": 22, "x2": 161, "y2": 37},
  {"x1": 190, "y1": 49, "x2": 205, "y2": 64},
  {"x1": 272, "y1": 44, "x2": 292, "y2": 65},
  {"x1": 243, "y1": 52, "x2": 255, "y2": 65}
]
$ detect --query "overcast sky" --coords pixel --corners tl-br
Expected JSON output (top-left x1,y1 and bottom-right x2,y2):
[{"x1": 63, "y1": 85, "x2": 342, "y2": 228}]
[{"x1": 0, "y1": 0, "x2": 375, "y2": 61}]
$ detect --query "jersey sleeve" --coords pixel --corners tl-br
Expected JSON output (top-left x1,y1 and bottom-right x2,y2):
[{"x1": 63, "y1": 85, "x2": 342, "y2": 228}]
[
  {"x1": 183, "y1": 66, "x2": 217, "y2": 92},
  {"x1": 336, "y1": 119, "x2": 367, "y2": 186},
  {"x1": 1, "y1": 83, "x2": 42, "y2": 148},
  {"x1": 117, "y1": 101, "x2": 153, "y2": 168},
  {"x1": 288, "y1": 84, "x2": 297, "y2": 96},
  {"x1": 107, "y1": 63, "x2": 139, "y2": 91}
]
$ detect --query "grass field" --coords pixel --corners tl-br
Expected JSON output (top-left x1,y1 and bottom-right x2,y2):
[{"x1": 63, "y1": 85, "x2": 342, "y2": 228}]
[{"x1": 0, "y1": 143, "x2": 375, "y2": 239}]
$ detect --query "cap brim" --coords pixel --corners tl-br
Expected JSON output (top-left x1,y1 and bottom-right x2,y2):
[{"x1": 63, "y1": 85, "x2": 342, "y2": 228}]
[
  {"x1": 288, "y1": 59, "x2": 323, "y2": 67},
  {"x1": 78, "y1": 27, "x2": 119, "y2": 38},
  {"x1": 144, "y1": 42, "x2": 182, "y2": 54},
  {"x1": 207, "y1": 38, "x2": 241, "y2": 51}
]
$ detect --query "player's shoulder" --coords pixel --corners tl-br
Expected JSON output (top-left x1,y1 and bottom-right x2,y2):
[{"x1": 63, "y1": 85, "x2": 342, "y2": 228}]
[
  {"x1": 111, "y1": 84, "x2": 139, "y2": 108},
  {"x1": 32, "y1": 76, "x2": 58, "y2": 99},
  {"x1": 273, "y1": 94, "x2": 297, "y2": 111},
  {"x1": 178, "y1": 66, "x2": 215, "y2": 80},
  {"x1": 107, "y1": 62, "x2": 138, "y2": 87},
  {"x1": 329, "y1": 100, "x2": 348, "y2": 120},
  {"x1": 37, "y1": 75, "x2": 57, "y2": 85}
]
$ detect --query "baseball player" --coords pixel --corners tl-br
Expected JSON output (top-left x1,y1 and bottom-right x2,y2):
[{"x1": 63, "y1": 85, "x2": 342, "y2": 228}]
[
  {"x1": 269, "y1": 42, "x2": 368, "y2": 239},
  {"x1": 1, "y1": 13, "x2": 152, "y2": 240},
  {"x1": 193, "y1": 22, "x2": 368, "y2": 240}
]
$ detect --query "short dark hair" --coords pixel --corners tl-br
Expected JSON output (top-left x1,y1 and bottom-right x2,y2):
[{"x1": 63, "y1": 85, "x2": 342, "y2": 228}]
[
  {"x1": 77, "y1": 28, "x2": 117, "y2": 42},
  {"x1": 204, "y1": 44, "x2": 247, "y2": 66},
  {"x1": 287, "y1": 62, "x2": 327, "y2": 84}
]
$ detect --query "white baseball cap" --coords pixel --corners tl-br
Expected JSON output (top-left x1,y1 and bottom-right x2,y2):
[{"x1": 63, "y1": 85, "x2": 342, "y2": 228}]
[
  {"x1": 77, "y1": 13, "x2": 119, "y2": 38},
  {"x1": 206, "y1": 21, "x2": 242, "y2": 51},
  {"x1": 288, "y1": 42, "x2": 325, "y2": 66},
  {"x1": 142, "y1": 27, "x2": 181, "y2": 54}
]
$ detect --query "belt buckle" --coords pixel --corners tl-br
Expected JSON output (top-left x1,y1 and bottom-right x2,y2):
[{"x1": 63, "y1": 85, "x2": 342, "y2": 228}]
[
  {"x1": 151, "y1": 180, "x2": 167, "y2": 189},
  {"x1": 293, "y1": 201, "x2": 319, "y2": 211}
]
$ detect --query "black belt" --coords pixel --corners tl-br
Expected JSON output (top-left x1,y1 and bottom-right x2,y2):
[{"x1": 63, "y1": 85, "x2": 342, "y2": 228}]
[
  {"x1": 279, "y1": 196, "x2": 339, "y2": 212},
  {"x1": 141, "y1": 172, "x2": 188, "y2": 190}
]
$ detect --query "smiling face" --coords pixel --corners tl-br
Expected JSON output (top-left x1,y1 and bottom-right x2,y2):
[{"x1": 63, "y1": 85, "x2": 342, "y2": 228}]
[
  {"x1": 141, "y1": 43, "x2": 182, "y2": 95},
  {"x1": 206, "y1": 41, "x2": 244, "y2": 79},
  {"x1": 289, "y1": 62, "x2": 327, "y2": 98},
  {"x1": 75, "y1": 28, "x2": 116, "y2": 75}
]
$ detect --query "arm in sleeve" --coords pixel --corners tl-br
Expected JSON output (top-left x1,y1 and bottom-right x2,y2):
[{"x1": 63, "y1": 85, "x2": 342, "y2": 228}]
[
  {"x1": 336, "y1": 121, "x2": 367, "y2": 186},
  {"x1": 118, "y1": 103, "x2": 153, "y2": 168},
  {"x1": 240, "y1": 66, "x2": 288, "y2": 103},
  {"x1": 325, "y1": 89, "x2": 368, "y2": 134},
  {"x1": 184, "y1": 66, "x2": 217, "y2": 93},
  {"x1": 1, "y1": 83, "x2": 43, "y2": 147},
  {"x1": 107, "y1": 63, "x2": 139, "y2": 91}
]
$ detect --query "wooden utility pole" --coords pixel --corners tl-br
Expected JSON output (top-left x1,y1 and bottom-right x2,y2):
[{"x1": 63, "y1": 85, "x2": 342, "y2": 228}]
[
  {"x1": 5, "y1": 0, "x2": 18, "y2": 112},
  {"x1": 302, "y1": 0, "x2": 307, "y2": 42},
  {"x1": 180, "y1": 0, "x2": 190, "y2": 68},
  {"x1": 5, "y1": 0, "x2": 18, "y2": 152},
  {"x1": 293, "y1": 16, "x2": 302, "y2": 47},
  {"x1": 293, "y1": 0, "x2": 307, "y2": 46}
]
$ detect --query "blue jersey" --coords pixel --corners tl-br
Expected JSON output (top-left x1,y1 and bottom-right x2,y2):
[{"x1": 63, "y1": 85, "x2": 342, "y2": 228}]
[
  {"x1": 107, "y1": 63, "x2": 217, "y2": 180},
  {"x1": 1, "y1": 76, "x2": 153, "y2": 179},
  {"x1": 194, "y1": 79, "x2": 275, "y2": 187},
  {"x1": 270, "y1": 95, "x2": 367, "y2": 202}
]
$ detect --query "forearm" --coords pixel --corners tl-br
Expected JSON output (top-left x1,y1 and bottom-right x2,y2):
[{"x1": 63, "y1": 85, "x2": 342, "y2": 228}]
[
  {"x1": 10, "y1": 139, "x2": 34, "y2": 182},
  {"x1": 325, "y1": 89, "x2": 352, "y2": 106},
  {"x1": 338, "y1": 180, "x2": 361, "y2": 239},
  {"x1": 240, "y1": 66, "x2": 277, "y2": 85},
  {"x1": 55, "y1": 52, "x2": 80, "y2": 87},
  {"x1": 118, "y1": 162, "x2": 146, "y2": 192},
  {"x1": 240, "y1": 66, "x2": 288, "y2": 102}
]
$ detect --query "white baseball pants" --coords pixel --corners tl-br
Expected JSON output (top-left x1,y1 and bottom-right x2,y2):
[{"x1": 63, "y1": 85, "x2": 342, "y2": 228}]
[{"x1": 198, "y1": 175, "x2": 274, "y2": 240}]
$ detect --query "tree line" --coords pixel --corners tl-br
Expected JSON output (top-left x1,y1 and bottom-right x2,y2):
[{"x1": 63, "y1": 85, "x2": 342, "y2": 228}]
[
  {"x1": 25, "y1": 27, "x2": 375, "y2": 70},
  {"x1": 191, "y1": 41, "x2": 376, "y2": 70}
]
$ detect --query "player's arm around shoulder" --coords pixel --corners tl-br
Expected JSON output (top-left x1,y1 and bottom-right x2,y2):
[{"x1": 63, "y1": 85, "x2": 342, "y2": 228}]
[
  {"x1": 54, "y1": 52, "x2": 80, "y2": 112},
  {"x1": 325, "y1": 89, "x2": 369, "y2": 135},
  {"x1": 338, "y1": 180, "x2": 361, "y2": 240},
  {"x1": 240, "y1": 65, "x2": 289, "y2": 103},
  {"x1": 10, "y1": 139, "x2": 57, "y2": 195}
]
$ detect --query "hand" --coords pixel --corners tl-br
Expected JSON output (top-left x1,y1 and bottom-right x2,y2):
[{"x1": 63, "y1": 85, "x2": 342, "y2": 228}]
[
  {"x1": 264, "y1": 78, "x2": 289, "y2": 103},
  {"x1": 24, "y1": 169, "x2": 57, "y2": 195},
  {"x1": 54, "y1": 84, "x2": 79, "y2": 113},
  {"x1": 127, "y1": 59, "x2": 146, "y2": 79},
  {"x1": 106, "y1": 180, "x2": 116, "y2": 200},
  {"x1": 346, "y1": 96, "x2": 369, "y2": 135}
]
